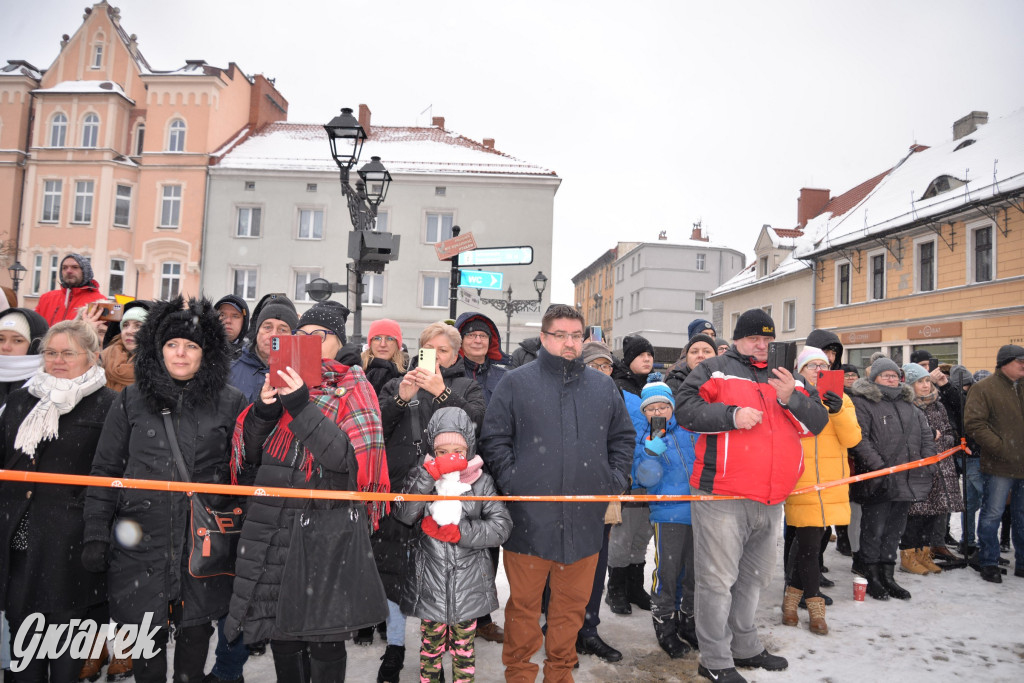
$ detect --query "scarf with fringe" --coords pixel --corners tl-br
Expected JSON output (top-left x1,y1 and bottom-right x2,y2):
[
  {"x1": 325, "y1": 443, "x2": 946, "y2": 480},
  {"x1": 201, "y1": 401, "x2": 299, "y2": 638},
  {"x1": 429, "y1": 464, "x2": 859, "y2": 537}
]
[{"x1": 15, "y1": 364, "x2": 107, "y2": 455}]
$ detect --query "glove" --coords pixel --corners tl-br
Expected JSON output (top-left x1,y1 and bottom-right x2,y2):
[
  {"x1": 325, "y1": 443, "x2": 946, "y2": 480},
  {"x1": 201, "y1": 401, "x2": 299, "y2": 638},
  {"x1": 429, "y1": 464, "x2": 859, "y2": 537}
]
[
  {"x1": 424, "y1": 453, "x2": 468, "y2": 480},
  {"x1": 252, "y1": 392, "x2": 283, "y2": 420},
  {"x1": 645, "y1": 435, "x2": 667, "y2": 456},
  {"x1": 81, "y1": 540, "x2": 109, "y2": 573},
  {"x1": 635, "y1": 457, "x2": 664, "y2": 488},
  {"x1": 422, "y1": 515, "x2": 461, "y2": 544},
  {"x1": 822, "y1": 391, "x2": 843, "y2": 414},
  {"x1": 278, "y1": 383, "x2": 310, "y2": 417}
]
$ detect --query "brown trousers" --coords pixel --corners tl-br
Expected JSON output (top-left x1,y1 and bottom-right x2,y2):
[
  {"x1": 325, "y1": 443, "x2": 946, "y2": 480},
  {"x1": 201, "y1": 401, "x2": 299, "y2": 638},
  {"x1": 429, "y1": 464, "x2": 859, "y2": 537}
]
[{"x1": 502, "y1": 549, "x2": 599, "y2": 683}]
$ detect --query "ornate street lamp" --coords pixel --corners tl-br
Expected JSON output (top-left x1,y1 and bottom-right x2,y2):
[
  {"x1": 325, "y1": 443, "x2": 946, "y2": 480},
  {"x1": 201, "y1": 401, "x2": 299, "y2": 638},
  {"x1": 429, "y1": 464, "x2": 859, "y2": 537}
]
[
  {"x1": 482, "y1": 272, "x2": 548, "y2": 355},
  {"x1": 533, "y1": 271, "x2": 548, "y2": 303},
  {"x1": 8, "y1": 261, "x2": 26, "y2": 294}
]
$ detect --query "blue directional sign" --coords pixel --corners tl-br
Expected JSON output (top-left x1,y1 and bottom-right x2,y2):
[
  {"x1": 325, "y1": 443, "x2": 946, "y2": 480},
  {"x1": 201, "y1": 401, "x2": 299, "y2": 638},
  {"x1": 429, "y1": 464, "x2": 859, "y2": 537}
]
[
  {"x1": 458, "y1": 246, "x2": 534, "y2": 267},
  {"x1": 459, "y1": 270, "x2": 504, "y2": 290}
]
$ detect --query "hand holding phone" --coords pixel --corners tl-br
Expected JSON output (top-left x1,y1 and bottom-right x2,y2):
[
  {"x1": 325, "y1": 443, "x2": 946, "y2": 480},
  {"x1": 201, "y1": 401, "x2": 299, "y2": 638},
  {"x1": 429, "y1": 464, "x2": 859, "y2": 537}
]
[
  {"x1": 269, "y1": 335, "x2": 321, "y2": 388},
  {"x1": 418, "y1": 347, "x2": 437, "y2": 372}
]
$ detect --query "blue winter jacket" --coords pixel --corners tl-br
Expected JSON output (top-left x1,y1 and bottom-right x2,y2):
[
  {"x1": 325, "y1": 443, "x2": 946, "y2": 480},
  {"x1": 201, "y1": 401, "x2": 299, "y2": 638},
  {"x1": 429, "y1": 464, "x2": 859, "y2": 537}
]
[
  {"x1": 633, "y1": 415, "x2": 697, "y2": 525},
  {"x1": 227, "y1": 346, "x2": 268, "y2": 405}
]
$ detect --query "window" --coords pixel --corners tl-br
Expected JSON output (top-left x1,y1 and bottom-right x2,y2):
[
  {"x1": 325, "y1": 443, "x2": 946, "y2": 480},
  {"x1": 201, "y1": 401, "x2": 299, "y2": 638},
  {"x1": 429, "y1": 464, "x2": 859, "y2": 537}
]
[
  {"x1": 48, "y1": 255, "x2": 59, "y2": 291},
  {"x1": 41, "y1": 180, "x2": 62, "y2": 222},
  {"x1": 972, "y1": 225, "x2": 993, "y2": 283},
  {"x1": 306, "y1": 183, "x2": 317, "y2": 192},
  {"x1": 422, "y1": 274, "x2": 450, "y2": 308},
  {"x1": 869, "y1": 252, "x2": 886, "y2": 300},
  {"x1": 160, "y1": 185, "x2": 181, "y2": 228},
  {"x1": 244, "y1": 181, "x2": 255, "y2": 191},
  {"x1": 615, "y1": 297, "x2": 623, "y2": 319},
  {"x1": 435, "y1": 186, "x2": 446, "y2": 196},
  {"x1": 73, "y1": 180, "x2": 94, "y2": 223},
  {"x1": 761, "y1": 305, "x2": 772, "y2": 319},
  {"x1": 160, "y1": 261, "x2": 181, "y2": 300},
  {"x1": 134, "y1": 124, "x2": 145, "y2": 155},
  {"x1": 731, "y1": 312, "x2": 740, "y2": 333},
  {"x1": 376, "y1": 210, "x2": 389, "y2": 232},
  {"x1": 49, "y1": 113, "x2": 67, "y2": 147},
  {"x1": 783, "y1": 299, "x2": 796, "y2": 331},
  {"x1": 293, "y1": 269, "x2": 321, "y2": 302},
  {"x1": 109, "y1": 258, "x2": 125, "y2": 296},
  {"x1": 696, "y1": 253, "x2": 706, "y2": 271},
  {"x1": 917, "y1": 239, "x2": 936, "y2": 292},
  {"x1": 81, "y1": 113, "x2": 99, "y2": 148},
  {"x1": 695, "y1": 291, "x2": 705, "y2": 312},
  {"x1": 91, "y1": 44, "x2": 103, "y2": 69},
  {"x1": 616, "y1": 264, "x2": 624, "y2": 282},
  {"x1": 298, "y1": 209, "x2": 323, "y2": 239},
  {"x1": 236, "y1": 207, "x2": 261, "y2": 237},
  {"x1": 758, "y1": 255, "x2": 769, "y2": 278},
  {"x1": 31, "y1": 254, "x2": 43, "y2": 295},
  {"x1": 232, "y1": 268, "x2": 258, "y2": 299},
  {"x1": 167, "y1": 119, "x2": 186, "y2": 152},
  {"x1": 630, "y1": 291, "x2": 640, "y2": 313},
  {"x1": 362, "y1": 273, "x2": 384, "y2": 306},
  {"x1": 425, "y1": 212, "x2": 454, "y2": 243},
  {"x1": 114, "y1": 185, "x2": 132, "y2": 227},
  {"x1": 836, "y1": 261, "x2": 851, "y2": 305}
]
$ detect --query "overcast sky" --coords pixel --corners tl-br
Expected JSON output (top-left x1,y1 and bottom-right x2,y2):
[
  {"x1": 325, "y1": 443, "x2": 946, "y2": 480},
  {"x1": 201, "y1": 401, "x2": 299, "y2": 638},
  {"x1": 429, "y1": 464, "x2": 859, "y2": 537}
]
[{"x1": 3, "y1": 0, "x2": 1023, "y2": 302}]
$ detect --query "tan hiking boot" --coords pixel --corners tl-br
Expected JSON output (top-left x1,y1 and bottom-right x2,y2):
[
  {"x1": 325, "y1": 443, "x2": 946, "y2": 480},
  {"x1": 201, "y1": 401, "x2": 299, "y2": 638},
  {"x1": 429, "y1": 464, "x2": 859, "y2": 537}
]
[
  {"x1": 917, "y1": 547, "x2": 942, "y2": 574},
  {"x1": 900, "y1": 548, "x2": 928, "y2": 575},
  {"x1": 806, "y1": 596, "x2": 828, "y2": 635},
  {"x1": 782, "y1": 585, "x2": 801, "y2": 626}
]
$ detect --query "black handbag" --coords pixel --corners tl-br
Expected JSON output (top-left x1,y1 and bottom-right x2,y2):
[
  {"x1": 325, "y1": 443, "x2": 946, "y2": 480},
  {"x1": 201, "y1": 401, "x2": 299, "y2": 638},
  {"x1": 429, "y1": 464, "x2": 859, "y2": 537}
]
[
  {"x1": 277, "y1": 498, "x2": 389, "y2": 638},
  {"x1": 162, "y1": 409, "x2": 243, "y2": 579}
]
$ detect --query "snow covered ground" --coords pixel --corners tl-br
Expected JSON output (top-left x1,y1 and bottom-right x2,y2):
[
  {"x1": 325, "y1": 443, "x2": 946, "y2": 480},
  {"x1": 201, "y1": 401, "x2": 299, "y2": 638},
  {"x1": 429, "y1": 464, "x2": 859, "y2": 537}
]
[{"x1": 185, "y1": 516, "x2": 1022, "y2": 682}]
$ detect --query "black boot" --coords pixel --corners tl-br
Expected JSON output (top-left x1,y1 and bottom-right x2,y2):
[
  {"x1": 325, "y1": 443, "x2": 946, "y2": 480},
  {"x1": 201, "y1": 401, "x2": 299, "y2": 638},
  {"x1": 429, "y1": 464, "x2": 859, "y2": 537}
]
[
  {"x1": 851, "y1": 550, "x2": 867, "y2": 578},
  {"x1": 354, "y1": 626, "x2": 375, "y2": 645},
  {"x1": 652, "y1": 612, "x2": 690, "y2": 659},
  {"x1": 604, "y1": 567, "x2": 631, "y2": 615},
  {"x1": 377, "y1": 645, "x2": 404, "y2": 683},
  {"x1": 835, "y1": 525, "x2": 852, "y2": 556},
  {"x1": 865, "y1": 563, "x2": 889, "y2": 601},
  {"x1": 310, "y1": 646, "x2": 347, "y2": 683},
  {"x1": 627, "y1": 563, "x2": 652, "y2": 611},
  {"x1": 575, "y1": 634, "x2": 622, "y2": 663},
  {"x1": 879, "y1": 562, "x2": 911, "y2": 600},
  {"x1": 676, "y1": 612, "x2": 699, "y2": 650},
  {"x1": 272, "y1": 648, "x2": 311, "y2": 683}
]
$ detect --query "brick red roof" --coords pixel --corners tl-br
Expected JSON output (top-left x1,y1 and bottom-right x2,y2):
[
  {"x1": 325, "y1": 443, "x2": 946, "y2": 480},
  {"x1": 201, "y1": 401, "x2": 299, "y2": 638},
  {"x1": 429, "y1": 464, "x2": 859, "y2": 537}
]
[
  {"x1": 773, "y1": 227, "x2": 804, "y2": 238},
  {"x1": 817, "y1": 169, "x2": 891, "y2": 219}
]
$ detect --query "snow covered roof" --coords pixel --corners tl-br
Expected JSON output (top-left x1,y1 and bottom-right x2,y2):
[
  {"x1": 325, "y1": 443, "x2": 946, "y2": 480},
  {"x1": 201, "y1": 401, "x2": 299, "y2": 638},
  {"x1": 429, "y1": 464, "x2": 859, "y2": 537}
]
[
  {"x1": 798, "y1": 108, "x2": 1024, "y2": 257},
  {"x1": 32, "y1": 79, "x2": 133, "y2": 103},
  {"x1": 0, "y1": 60, "x2": 42, "y2": 80},
  {"x1": 711, "y1": 250, "x2": 810, "y2": 297},
  {"x1": 214, "y1": 122, "x2": 558, "y2": 178}
]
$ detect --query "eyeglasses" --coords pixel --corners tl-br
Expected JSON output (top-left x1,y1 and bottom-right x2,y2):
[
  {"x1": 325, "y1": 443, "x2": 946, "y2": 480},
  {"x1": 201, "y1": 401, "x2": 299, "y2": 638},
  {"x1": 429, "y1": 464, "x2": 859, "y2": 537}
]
[
  {"x1": 294, "y1": 329, "x2": 338, "y2": 341},
  {"x1": 463, "y1": 332, "x2": 489, "y2": 342},
  {"x1": 42, "y1": 350, "x2": 85, "y2": 361},
  {"x1": 877, "y1": 372, "x2": 900, "y2": 380},
  {"x1": 805, "y1": 362, "x2": 830, "y2": 370},
  {"x1": 370, "y1": 335, "x2": 397, "y2": 345},
  {"x1": 644, "y1": 404, "x2": 673, "y2": 415},
  {"x1": 542, "y1": 331, "x2": 585, "y2": 343},
  {"x1": 587, "y1": 362, "x2": 613, "y2": 372}
]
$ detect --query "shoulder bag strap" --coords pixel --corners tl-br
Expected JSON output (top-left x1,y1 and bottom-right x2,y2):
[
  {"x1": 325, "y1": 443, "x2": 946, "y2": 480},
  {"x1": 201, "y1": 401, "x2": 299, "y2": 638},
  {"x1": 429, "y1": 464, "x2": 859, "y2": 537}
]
[{"x1": 162, "y1": 408, "x2": 191, "y2": 483}]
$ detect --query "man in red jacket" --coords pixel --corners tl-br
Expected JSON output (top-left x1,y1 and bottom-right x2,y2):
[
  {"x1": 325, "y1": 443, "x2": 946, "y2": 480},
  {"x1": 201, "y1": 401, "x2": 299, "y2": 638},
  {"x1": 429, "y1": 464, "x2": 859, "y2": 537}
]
[
  {"x1": 35, "y1": 253, "x2": 107, "y2": 325},
  {"x1": 676, "y1": 309, "x2": 828, "y2": 683}
]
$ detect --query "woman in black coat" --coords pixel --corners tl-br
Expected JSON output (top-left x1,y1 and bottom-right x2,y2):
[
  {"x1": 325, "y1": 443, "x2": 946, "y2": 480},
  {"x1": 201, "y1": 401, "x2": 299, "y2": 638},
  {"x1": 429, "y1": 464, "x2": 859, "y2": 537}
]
[
  {"x1": 370, "y1": 321, "x2": 485, "y2": 682},
  {"x1": 0, "y1": 320, "x2": 115, "y2": 682},
  {"x1": 83, "y1": 297, "x2": 246, "y2": 683}
]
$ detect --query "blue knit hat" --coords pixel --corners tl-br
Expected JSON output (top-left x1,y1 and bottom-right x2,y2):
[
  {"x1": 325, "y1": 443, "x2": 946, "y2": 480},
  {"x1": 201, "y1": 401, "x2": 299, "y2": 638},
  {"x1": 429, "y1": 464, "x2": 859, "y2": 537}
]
[
  {"x1": 902, "y1": 362, "x2": 930, "y2": 386},
  {"x1": 640, "y1": 372, "x2": 675, "y2": 411}
]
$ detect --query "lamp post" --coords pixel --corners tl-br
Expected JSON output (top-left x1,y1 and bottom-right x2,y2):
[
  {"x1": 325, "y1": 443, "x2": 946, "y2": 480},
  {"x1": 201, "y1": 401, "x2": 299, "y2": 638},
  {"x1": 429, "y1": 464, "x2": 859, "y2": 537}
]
[
  {"x1": 8, "y1": 261, "x2": 26, "y2": 295},
  {"x1": 481, "y1": 271, "x2": 548, "y2": 355},
  {"x1": 323, "y1": 107, "x2": 398, "y2": 343},
  {"x1": 592, "y1": 291, "x2": 603, "y2": 326}
]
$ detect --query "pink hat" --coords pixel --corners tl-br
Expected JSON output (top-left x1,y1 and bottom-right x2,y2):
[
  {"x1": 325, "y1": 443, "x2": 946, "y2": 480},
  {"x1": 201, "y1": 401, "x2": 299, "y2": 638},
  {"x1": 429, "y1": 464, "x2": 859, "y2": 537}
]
[
  {"x1": 433, "y1": 431, "x2": 468, "y2": 450},
  {"x1": 367, "y1": 318, "x2": 403, "y2": 349}
]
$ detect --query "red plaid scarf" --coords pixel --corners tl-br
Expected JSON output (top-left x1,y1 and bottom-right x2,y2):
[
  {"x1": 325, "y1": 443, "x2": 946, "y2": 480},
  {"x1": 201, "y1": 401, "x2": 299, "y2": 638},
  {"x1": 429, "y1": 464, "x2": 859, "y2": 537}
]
[{"x1": 231, "y1": 360, "x2": 390, "y2": 529}]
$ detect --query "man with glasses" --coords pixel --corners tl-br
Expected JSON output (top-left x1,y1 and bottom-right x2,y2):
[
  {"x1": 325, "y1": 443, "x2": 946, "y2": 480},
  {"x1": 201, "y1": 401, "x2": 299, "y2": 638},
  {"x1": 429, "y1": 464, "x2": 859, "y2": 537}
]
[
  {"x1": 227, "y1": 299, "x2": 299, "y2": 404},
  {"x1": 481, "y1": 304, "x2": 634, "y2": 680},
  {"x1": 455, "y1": 312, "x2": 512, "y2": 406}
]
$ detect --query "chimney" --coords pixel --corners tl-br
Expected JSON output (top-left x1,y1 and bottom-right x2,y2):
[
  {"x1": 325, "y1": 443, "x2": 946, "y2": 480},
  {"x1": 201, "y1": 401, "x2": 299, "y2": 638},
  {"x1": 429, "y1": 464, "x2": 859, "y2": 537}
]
[
  {"x1": 658, "y1": 230, "x2": 668, "y2": 241},
  {"x1": 482, "y1": 138, "x2": 495, "y2": 150},
  {"x1": 797, "y1": 188, "x2": 831, "y2": 228},
  {"x1": 358, "y1": 104, "x2": 372, "y2": 135},
  {"x1": 432, "y1": 116, "x2": 445, "y2": 129},
  {"x1": 690, "y1": 224, "x2": 709, "y2": 242},
  {"x1": 953, "y1": 111, "x2": 988, "y2": 140}
]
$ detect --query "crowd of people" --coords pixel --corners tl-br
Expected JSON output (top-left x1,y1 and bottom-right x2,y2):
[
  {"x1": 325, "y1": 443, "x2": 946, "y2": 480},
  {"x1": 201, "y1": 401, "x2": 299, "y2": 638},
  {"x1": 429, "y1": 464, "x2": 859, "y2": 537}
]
[{"x1": 0, "y1": 252, "x2": 1021, "y2": 683}]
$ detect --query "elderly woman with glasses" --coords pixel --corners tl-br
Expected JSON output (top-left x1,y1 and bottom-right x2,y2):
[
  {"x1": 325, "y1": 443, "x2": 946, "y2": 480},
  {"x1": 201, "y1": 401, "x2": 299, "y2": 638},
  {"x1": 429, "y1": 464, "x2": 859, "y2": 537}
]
[
  {"x1": 361, "y1": 319, "x2": 406, "y2": 396},
  {"x1": 781, "y1": 347, "x2": 861, "y2": 635},
  {"x1": 847, "y1": 357, "x2": 935, "y2": 602},
  {"x1": 0, "y1": 320, "x2": 115, "y2": 683}
]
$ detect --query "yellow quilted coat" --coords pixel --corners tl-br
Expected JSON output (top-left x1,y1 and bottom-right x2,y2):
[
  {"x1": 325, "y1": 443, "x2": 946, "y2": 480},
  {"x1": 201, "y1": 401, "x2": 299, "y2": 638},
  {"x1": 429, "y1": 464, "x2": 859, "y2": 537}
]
[{"x1": 784, "y1": 393, "x2": 862, "y2": 527}]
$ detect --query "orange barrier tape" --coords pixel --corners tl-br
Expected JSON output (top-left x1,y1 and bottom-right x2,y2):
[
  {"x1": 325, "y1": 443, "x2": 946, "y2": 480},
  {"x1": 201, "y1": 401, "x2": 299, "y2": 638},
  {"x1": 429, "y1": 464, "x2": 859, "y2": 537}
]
[{"x1": 0, "y1": 443, "x2": 964, "y2": 504}]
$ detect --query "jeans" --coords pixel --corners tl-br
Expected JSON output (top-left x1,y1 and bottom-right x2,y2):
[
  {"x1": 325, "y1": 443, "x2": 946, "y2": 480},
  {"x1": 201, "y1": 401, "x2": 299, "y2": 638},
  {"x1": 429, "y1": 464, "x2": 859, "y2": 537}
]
[
  {"x1": 386, "y1": 599, "x2": 406, "y2": 647},
  {"x1": 690, "y1": 492, "x2": 782, "y2": 670},
  {"x1": 978, "y1": 474, "x2": 1024, "y2": 567},
  {"x1": 211, "y1": 614, "x2": 249, "y2": 680},
  {"x1": 962, "y1": 458, "x2": 984, "y2": 545}
]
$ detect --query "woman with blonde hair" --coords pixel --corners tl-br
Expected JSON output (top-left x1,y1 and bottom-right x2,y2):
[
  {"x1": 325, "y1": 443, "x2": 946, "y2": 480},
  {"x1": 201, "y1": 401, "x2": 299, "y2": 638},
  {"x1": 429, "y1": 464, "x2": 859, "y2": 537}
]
[{"x1": 362, "y1": 318, "x2": 406, "y2": 396}]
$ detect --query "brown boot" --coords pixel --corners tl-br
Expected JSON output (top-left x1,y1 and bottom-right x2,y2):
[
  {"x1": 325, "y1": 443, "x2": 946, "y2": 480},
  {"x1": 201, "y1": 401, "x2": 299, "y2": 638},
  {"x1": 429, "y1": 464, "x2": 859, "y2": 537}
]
[
  {"x1": 79, "y1": 642, "x2": 108, "y2": 682},
  {"x1": 918, "y1": 547, "x2": 942, "y2": 574},
  {"x1": 806, "y1": 596, "x2": 828, "y2": 635},
  {"x1": 900, "y1": 548, "x2": 928, "y2": 575},
  {"x1": 781, "y1": 585, "x2": 801, "y2": 627},
  {"x1": 105, "y1": 654, "x2": 133, "y2": 682}
]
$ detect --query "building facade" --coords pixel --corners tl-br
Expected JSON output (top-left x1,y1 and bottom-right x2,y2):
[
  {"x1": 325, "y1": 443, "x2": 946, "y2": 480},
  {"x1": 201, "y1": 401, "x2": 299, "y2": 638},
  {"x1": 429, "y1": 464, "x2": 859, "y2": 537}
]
[{"x1": 571, "y1": 244, "x2": 635, "y2": 341}]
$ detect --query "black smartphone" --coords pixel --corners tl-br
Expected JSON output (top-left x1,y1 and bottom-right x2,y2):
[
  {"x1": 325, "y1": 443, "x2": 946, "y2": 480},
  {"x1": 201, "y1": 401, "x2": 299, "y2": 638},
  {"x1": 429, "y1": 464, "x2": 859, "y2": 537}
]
[
  {"x1": 649, "y1": 415, "x2": 667, "y2": 438},
  {"x1": 927, "y1": 358, "x2": 939, "y2": 371},
  {"x1": 767, "y1": 341, "x2": 797, "y2": 373}
]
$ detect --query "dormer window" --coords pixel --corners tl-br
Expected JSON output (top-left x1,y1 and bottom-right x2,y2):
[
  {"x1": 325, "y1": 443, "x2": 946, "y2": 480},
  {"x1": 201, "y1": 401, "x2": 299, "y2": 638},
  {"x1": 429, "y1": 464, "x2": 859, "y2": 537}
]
[
  {"x1": 91, "y1": 44, "x2": 103, "y2": 69},
  {"x1": 921, "y1": 175, "x2": 965, "y2": 200},
  {"x1": 758, "y1": 255, "x2": 769, "y2": 278},
  {"x1": 954, "y1": 139, "x2": 976, "y2": 151}
]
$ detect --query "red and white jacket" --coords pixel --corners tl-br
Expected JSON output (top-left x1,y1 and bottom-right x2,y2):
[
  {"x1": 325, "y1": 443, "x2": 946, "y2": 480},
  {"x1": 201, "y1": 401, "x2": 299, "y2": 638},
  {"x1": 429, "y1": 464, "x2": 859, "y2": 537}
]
[{"x1": 674, "y1": 347, "x2": 829, "y2": 505}]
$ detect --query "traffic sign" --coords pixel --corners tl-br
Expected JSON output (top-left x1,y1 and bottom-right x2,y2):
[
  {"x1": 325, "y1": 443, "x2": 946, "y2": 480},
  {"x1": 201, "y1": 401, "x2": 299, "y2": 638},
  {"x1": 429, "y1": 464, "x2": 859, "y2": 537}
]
[
  {"x1": 459, "y1": 270, "x2": 504, "y2": 290},
  {"x1": 458, "y1": 246, "x2": 534, "y2": 267},
  {"x1": 435, "y1": 232, "x2": 478, "y2": 260}
]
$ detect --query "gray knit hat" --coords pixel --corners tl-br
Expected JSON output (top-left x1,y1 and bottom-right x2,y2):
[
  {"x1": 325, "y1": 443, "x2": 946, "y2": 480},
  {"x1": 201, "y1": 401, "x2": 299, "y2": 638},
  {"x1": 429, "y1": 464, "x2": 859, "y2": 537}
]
[{"x1": 869, "y1": 357, "x2": 901, "y2": 382}]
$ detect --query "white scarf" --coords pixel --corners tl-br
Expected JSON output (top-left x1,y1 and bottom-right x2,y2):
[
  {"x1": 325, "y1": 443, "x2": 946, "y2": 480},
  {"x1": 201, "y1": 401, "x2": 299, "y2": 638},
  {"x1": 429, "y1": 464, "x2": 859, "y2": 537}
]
[
  {"x1": 0, "y1": 354, "x2": 42, "y2": 383},
  {"x1": 14, "y1": 364, "x2": 107, "y2": 456}
]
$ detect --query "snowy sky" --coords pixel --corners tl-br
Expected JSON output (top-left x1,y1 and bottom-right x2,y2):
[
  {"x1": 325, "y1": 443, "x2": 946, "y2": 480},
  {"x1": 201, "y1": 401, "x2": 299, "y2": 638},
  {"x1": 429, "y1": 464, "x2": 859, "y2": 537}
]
[{"x1": 3, "y1": 0, "x2": 1023, "y2": 302}]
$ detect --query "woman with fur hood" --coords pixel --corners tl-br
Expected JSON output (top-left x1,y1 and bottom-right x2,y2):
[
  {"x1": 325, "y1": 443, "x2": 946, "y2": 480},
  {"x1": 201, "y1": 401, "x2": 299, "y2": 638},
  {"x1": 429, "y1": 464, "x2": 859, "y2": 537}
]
[
  {"x1": 847, "y1": 357, "x2": 936, "y2": 602},
  {"x1": 83, "y1": 297, "x2": 247, "y2": 683}
]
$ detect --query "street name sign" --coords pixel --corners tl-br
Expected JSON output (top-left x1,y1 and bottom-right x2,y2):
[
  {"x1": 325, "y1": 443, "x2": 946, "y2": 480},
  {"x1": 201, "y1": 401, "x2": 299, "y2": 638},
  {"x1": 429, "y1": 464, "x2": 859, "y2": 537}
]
[
  {"x1": 435, "y1": 232, "x2": 478, "y2": 260},
  {"x1": 458, "y1": 246, "x2": 534, "y2": 267},
  {"x1": 459, "y1": 270, "x2": 504, "y2": 290}
]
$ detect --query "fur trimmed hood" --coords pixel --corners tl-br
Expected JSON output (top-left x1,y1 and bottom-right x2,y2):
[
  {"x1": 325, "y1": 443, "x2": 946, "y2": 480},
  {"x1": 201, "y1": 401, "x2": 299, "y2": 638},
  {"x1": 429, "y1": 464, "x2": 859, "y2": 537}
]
[
  {"x1": 847, "y1": 376, "x2": 914, "y2": 404},
  {"x1": 134, "y1": 296, "x2": 230, "y2": 414}
]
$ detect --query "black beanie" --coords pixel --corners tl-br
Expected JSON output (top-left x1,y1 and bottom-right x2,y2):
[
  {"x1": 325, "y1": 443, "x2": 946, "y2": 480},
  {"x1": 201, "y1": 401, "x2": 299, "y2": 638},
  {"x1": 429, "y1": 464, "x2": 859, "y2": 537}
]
[
  {"x1": 685, "y1": 334, "x2": 717, "y2": 356},
  {"x1": 732, "y1": 308, "x2": 776, "y2": 340},
  {"x1": 155, "y1": 299, "x2": 222, "y2": 349},
  {"x1": 257, "y1": 302, "x2": 299, "y2": 332},
  {"x1": 461, "y1": 319, "x2": 491, "y2": 337},
  {"x1": 298, "y1": 301, "x2": 350, "y2": 345},
  {"x1": 622, "y1": 334, "x2": 654, "y2": 367}
]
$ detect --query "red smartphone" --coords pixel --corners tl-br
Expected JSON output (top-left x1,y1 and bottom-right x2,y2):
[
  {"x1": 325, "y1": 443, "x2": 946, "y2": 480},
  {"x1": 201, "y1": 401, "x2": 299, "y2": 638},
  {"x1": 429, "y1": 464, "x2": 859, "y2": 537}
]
[
  {"x1": 269, "y1": 335, "x2": 322, "y2": 389},
  {"x1": 817, "y1": 369, "x2": 844, "y2": 398}
]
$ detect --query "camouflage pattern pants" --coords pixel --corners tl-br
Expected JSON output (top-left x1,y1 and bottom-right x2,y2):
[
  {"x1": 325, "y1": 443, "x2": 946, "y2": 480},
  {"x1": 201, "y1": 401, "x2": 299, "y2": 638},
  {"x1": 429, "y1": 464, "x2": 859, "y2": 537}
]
[{"x1": 419, "y1": 618, "x2": 477, "y2": 683}]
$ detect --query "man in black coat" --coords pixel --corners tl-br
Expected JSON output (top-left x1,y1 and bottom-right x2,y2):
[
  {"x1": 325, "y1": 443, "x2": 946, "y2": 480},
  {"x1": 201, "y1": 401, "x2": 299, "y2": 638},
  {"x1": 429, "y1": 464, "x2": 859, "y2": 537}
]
[{"x1": 481, "y1": 304, "x2": 634, "y2": 680}]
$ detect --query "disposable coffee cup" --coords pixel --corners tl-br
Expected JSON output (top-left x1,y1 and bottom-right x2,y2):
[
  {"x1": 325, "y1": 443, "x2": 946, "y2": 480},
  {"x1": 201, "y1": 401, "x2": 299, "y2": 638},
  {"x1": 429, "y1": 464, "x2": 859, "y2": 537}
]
[{"x1": 853, "y1": 576, "x2": 867, "y2": 602}]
